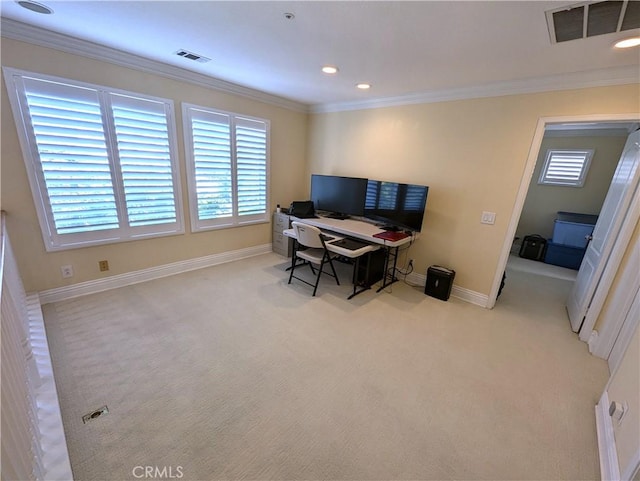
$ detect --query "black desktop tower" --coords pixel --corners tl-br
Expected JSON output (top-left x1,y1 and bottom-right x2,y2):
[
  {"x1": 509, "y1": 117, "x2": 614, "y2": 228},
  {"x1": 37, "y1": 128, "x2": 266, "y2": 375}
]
[
  {"x1": 355, "y1": 249, "x2": 386, "y2": 286},
  {"x1": 424, "y1": 266, "x2": 456, "y2": 301}
]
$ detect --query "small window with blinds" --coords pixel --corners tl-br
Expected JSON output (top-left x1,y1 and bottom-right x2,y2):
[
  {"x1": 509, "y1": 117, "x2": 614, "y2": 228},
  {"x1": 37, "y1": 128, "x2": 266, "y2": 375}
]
[
  {"x1": 3, "y1": 68, "x2": 184, "y2": 250},
  {"x1": 538, "y1": 149, "x2": 594, "y2": 187},
  {"x1": 183, "y1": 104, "x2": 269, "y2": 231}
]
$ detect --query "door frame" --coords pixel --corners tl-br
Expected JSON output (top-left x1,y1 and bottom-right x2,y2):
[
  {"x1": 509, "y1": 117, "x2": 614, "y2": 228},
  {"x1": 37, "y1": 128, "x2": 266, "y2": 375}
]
[{"x1": 488, "y1": 114, "x2": 640, "y2": 341}]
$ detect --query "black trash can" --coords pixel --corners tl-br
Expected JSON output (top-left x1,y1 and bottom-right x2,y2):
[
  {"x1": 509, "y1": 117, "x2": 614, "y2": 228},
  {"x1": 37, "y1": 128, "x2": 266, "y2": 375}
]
[{"x1": 424, "y1": 266, "x2": 456, "y2": 301}]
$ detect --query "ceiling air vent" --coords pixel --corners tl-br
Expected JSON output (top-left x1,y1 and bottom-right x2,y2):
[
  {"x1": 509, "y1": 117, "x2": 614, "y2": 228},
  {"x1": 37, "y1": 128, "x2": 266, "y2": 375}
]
[
  {"x1": 546, "y1": 0, "x2": 640, "y2": 43},
  {"x1": 174, "y1": 49, "x2": 211, "y2": 63}
]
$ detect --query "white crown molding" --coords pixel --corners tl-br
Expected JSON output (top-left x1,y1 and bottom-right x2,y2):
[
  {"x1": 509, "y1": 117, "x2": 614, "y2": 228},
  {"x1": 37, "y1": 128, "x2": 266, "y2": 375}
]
[
  {"x1": 311, "y1": 65, "x2": 640, "y2": 114},
  {"x1": 0, "y1": 18, "x2": 309, "y2": 113},
  {"x1": 37, "y1": 244, "x2": 272, "y2": 304},
  {"x1": 4, "y1": 18, "x2": 637, "y2": 116}
]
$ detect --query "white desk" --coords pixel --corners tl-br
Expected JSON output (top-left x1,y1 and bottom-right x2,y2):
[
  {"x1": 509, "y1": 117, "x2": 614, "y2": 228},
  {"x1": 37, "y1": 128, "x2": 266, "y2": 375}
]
[
  {"x1": 293, "y1": 216, "x2": 415, "y2": 248},
  {"x1": 283, "y1": 228, "x2": 379, "y2": 258},
  {"x1": 285, "y1": 216, "x2": 416, "y2": 298}
]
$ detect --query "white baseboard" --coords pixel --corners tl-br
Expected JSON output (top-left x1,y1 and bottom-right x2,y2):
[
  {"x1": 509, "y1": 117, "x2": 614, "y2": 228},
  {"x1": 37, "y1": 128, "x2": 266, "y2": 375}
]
[
  {"x1": 406, "y1": 272, "x2": 490, "y2": 308},
  {"x1": 596, "y1": 390, "x2": 621, "y2": 481},
  {"x1": 38, "y1": 244, "x2": 272, "y2": 304},
  {"x1": 451, "y1": 285, "x2": 491, "y2": 307},
  {"x1": 38, "y1": 246, "x2": 490, "y2": 308}
]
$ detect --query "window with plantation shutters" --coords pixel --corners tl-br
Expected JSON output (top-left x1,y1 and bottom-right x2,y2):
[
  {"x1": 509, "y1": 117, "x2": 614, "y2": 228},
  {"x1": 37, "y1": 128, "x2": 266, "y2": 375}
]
[
  {"x1": 183, "y1": 104, "x2": 269, "y2": 231},
  {"x1": 3, "y1": 68, "x2": 183, "y2": 250},
  {"x1": 539, "y1": 149, "x2": 594, "y2": 187}
]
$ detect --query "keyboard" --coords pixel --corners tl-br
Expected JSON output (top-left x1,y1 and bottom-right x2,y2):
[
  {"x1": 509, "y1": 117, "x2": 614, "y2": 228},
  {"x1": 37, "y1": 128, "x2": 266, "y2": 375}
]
[{"x1": 329, "y1": 238, "x2": 370, "y2": 251}]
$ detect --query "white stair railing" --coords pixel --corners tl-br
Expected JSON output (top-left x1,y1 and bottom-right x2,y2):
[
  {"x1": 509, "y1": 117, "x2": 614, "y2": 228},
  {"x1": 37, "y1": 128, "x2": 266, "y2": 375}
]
[{"x1": 1, "y1": 213, "x2": 72, "y2": 480}]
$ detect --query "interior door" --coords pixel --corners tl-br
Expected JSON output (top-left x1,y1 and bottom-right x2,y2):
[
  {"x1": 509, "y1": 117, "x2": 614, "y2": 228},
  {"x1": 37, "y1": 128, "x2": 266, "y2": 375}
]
[{"x1": 567, "y1": 129, "x2": 640, "y2": 332}]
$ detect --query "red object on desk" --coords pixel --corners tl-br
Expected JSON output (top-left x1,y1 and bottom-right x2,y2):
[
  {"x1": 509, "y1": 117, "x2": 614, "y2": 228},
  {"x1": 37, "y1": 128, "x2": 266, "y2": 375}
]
[{"x1": 373, "y1": 231, "x2": 409, "y2": 241}]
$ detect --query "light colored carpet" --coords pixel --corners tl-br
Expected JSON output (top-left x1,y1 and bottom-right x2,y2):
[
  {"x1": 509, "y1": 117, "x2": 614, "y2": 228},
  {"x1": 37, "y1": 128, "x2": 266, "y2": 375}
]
[
  {"x1": 506, "y1": 253, "x2": 578, "y2": 282},
  {"x1": 42, "y1": 253, "x2": 608, "y2": 480}
]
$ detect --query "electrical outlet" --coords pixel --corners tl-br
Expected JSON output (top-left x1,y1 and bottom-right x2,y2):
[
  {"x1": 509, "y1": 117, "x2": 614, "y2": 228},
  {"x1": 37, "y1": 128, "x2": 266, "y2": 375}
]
[
  {"x1": 408, "y1": 259, "x2": 414, "y2": 268},
  {"x1": 98, "y1": 260, "x2": 109, "y2": 272},
  {"x1": 61, "y1": 265, "x2": 73, "y2": 278}
]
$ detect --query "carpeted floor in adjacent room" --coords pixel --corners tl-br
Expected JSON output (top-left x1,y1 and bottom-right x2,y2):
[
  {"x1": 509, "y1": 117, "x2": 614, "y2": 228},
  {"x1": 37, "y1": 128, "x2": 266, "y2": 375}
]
[{"x1": 42, "y1": 253, "x2": 608, "y2": 480}]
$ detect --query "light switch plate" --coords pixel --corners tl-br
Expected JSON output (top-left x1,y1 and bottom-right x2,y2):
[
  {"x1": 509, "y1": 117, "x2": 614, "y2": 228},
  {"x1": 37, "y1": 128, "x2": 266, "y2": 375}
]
[{"x1": 481, "y1": 211, "x2": 496, "y2": 225}]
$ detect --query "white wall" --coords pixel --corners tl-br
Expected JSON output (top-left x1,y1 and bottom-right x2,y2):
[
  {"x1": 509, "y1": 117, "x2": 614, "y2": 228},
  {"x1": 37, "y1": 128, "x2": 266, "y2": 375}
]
[{"x1": 307, "y1": 86, "x2": 639, "y2": 297}]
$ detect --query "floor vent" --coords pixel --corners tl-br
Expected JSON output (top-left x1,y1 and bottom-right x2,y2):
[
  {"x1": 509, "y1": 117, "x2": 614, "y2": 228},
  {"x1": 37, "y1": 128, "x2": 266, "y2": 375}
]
[
  {"x1": 174, "y1": 49, "x2": 211, "y2": 63},
  {"x1": 82, "y1": 405, "x2": 109, "y2": 424},
  {"x1": 546, "y1": 0, "x2": 640, "y2": 44}
]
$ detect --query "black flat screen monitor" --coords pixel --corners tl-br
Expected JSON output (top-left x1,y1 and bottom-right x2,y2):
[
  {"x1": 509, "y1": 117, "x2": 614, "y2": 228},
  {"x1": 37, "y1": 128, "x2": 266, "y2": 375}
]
[
  {"x1": 310, "y1": 174, "x2": 368, "y2": 218},
  {"x1": 364, "y1": 180, "x2": 429, "y2": 232}
]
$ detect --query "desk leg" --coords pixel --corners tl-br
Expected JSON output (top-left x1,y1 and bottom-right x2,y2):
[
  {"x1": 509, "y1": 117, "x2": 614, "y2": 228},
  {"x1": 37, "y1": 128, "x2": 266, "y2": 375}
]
[{"x1": 377, "y1": 246, "x2": 399, "y2": 292}]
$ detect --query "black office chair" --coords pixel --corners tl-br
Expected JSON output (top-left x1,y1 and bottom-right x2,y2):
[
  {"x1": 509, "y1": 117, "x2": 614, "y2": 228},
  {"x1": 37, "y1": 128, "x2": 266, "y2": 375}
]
[{"x1": 288, "y1": 221, "x2": 340, "y2": 296}]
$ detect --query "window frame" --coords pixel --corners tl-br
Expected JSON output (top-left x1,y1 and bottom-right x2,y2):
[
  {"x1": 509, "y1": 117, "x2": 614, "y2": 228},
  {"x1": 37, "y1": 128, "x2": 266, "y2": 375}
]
[
  {"x1": 182, "y1": 103, "x2": 270, "y2": 232},
  {"x1": 3, "y1": 67, "x2": 185, "y2": 251},
  {"x1": 538, "y1": 148, "x2": 594, "y2": 187}
]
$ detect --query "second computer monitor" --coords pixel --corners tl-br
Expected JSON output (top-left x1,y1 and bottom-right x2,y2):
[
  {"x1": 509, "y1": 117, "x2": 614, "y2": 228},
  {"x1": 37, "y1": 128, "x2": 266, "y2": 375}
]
[{"x1": 310, "y1": 174, "x2": 368, "y2": 218}]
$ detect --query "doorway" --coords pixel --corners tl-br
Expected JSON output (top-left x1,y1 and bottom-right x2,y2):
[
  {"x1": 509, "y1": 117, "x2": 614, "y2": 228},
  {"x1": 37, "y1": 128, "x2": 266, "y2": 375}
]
[
  {"x1": 502, "y1": 123, "x2": 626, "y2": 314},
  {"x1": 489, "y1": 114, "x2": 640, "y2": 351}
]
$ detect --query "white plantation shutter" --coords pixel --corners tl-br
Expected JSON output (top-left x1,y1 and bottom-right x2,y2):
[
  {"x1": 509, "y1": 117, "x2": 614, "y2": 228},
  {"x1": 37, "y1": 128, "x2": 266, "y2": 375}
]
[
  {"x1": 22, "y1": 77, "x2": 119, "y2": 235},
  {"x1": 4, "y1": 69, "x2": 183, "y2": 250},
  {"x1": 110, "y1": 94, "x2": 178, "y2": 227},
  {"x1": 539, "y1": 149, "x2": 594, "y2": 187},
  {"x1": 184, "y1": 104, "x2": 269, "y2": 231},
  {"x1": 189, "y1": 110, "x2": 233, "y2": 222},
  {"x1": 236, "y1": 117, "x2": 267, "y2": 217}
]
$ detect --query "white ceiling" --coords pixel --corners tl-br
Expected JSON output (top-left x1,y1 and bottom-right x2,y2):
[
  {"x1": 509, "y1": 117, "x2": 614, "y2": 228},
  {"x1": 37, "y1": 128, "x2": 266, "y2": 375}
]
[{"x1": 1, "y1": 0, "x2": 639, "y2": 109}]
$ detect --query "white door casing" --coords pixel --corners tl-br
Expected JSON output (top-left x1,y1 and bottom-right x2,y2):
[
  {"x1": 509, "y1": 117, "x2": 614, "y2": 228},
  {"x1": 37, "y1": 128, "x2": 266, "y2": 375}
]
[
  {"x1": 489, "y1": 114, "x2": 640, "y2": 315},
  {"x1": 608, "y1": 288, "x2": 640, "y2": 373},
  {"x1": 588, "y1": 226, "x2": 640, "y2": 363},
  {"x1": 566, "y1": 130, "x2": 640, "y2": 332}
]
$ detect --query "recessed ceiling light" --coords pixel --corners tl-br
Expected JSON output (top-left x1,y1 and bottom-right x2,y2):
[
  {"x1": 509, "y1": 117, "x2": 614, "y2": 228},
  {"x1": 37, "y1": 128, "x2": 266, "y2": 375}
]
[
  {"x1": 16, "y1": 0, "x2": 53, "y2": 14},
  {"x1": 356, "y1": 83, "x2": 371, "y2": 90},
  {"x1": 614, "y1": 37, "x2": 640, "y2": 49},
  {"x1": 322, "y1": 66, "x2": 339, "y2": 74}
]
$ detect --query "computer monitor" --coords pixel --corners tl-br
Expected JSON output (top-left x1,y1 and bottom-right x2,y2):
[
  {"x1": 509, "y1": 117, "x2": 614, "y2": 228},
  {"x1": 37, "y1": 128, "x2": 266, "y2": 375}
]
[
  {"x1": 364, "y1": 180, "x2": 429, "y2": 232},
  {"x1": 310, "y1": 174, "x2": 368, "y2": 219}
]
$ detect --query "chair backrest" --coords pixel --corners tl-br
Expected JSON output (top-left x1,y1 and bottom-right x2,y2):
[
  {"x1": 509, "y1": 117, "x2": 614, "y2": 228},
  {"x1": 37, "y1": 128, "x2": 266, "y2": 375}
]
[{"x1": 292, "y1": 221, "x2": 324, "y2": 249}]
